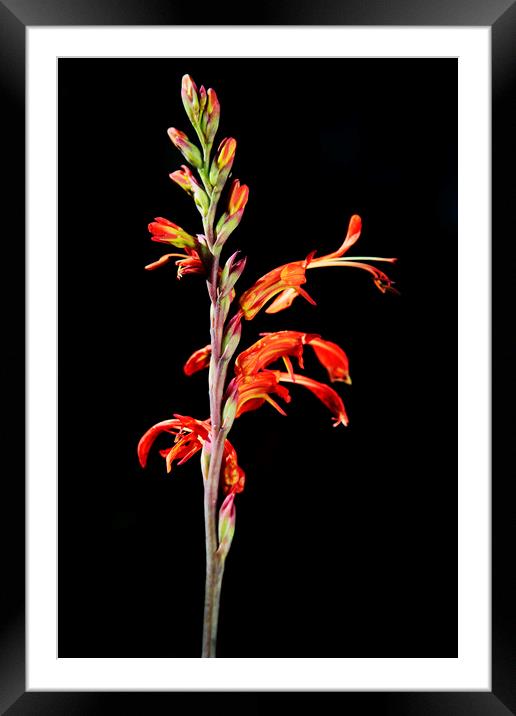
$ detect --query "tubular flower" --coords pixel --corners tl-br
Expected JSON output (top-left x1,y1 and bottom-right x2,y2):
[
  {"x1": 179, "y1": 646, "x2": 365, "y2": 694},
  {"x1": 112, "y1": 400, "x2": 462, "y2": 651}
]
[
  {"x1": 235, "y1": 330, "x2": 314, "y2": 379},
  {"x1": 228, "y1": 372, "x2": 292, "y2": 417},
  {"x1": 145, "y1": 246, "x2": 204, "y2": 278},
  {"x1": 138, "y1": 413, "x2": 245, "y2": 493},
  {"x1": 184, "y1": 344, "x2": 212, "y2": 375},
  {"x1": 235, "y1": 330, "x2": 351, "y2": 383},
  {"x1": 275, "y1": 372, "x2": 349, "y2": 427},
  {"x1": 238, "y1": 252, "x2": 317, "y2": 321},
  {"x1": 148, "y1": 216, "x2": 197, "y2": 249},
  {"x1": 239, "y1": 214, "x2": 397, "y2": 319},
  {"x1": 185, "y1": 330, "x2": 351, "y2": 410}
]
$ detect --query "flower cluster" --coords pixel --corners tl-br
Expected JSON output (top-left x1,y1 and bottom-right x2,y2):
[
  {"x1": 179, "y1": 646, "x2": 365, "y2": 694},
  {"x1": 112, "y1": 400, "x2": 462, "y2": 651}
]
[{"x1": 141, "y1": 73, "x2": 396, "y2": 496}]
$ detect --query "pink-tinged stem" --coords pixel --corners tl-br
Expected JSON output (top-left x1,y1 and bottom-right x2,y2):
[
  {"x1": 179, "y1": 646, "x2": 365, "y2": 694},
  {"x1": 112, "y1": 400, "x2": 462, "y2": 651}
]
[{"x1": 202, "y1": 144, "x2": 228, "y2": 657}]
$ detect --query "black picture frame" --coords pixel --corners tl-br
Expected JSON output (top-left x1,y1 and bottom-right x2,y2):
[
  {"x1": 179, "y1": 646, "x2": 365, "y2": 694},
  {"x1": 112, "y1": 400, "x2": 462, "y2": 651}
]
[{"x1": 2, "y1": 1, "x2": 511, "y2": 713}]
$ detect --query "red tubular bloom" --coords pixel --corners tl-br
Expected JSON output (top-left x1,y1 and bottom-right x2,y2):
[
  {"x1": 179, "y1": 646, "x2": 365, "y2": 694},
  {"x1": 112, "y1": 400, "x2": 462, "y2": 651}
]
[
  {"x1": 237, "y1": 331, "x2": 351, "y2": 384},
  {"x1": 148, "y1": 216, "x2": 197, "y2": 248},
  {"x1": 230, "y1": 373, "x2": 291, "y2": 417},
  {"x1": 184, "y1": 344, "x2": 212, "y2": 376},
  {"x1": 239, "y1": 214, "x2": 397, "y2": 319},
  {"x1": 235, "y1": 330, "x2": 313, "y2": 377},
  {"x1": 145, "y1": 247, "x2": 204, "y2": 278},
  {"x1": 138, "y1": 413, "x2": 245, "y2": 492},
  {"x1": 275, "y1": 372, "x2": 349, "y2": 427},
  {"x1": 238, "y1": 252, "x2": 316, "y2": 321}
]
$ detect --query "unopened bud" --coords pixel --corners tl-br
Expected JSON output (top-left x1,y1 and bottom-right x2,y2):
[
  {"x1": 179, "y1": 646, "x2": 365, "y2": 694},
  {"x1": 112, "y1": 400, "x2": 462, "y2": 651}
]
[
  {"x1": 181, "y1": 74, "x2": 200, "y2": 126},
  {"x1": 222, "y1": 386, "x2": 238, "y2": 431},
  {"x1": 201, "y1": 440, "x2": 211, "y2": 482},
  {"x1": 202, "y1": 88, "x2": 220, "y2": 147},
  {"x1": 209, "y1": 137, "x2": 236, "y2": 188},
  {"x1": 220, "y1": 253, "x2": 247, "y2": 298},
  {"x1": 198, "y1": 85, "x2": 208, "y2": 114},
  {"x1": 221, "y1": 312, "x2": 242, "y2": 361},
  {"x1": 167, "y1": 127, "x2": 203, "y2": 169},
  {"x1": 170, "y1": 165, "x2": 209, "y2": 216},
  {"x1": 215, "y1": 180, "x2": 249, "y2": 246},
  {"x1": 217, "y1": 493, "x2": 236, "y2": 559}
]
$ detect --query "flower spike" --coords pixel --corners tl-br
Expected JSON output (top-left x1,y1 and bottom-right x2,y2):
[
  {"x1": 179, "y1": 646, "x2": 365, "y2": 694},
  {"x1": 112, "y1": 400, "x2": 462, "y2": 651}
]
[{"x1": 140, "y1": 72, "x2": 396, "y2": 657}]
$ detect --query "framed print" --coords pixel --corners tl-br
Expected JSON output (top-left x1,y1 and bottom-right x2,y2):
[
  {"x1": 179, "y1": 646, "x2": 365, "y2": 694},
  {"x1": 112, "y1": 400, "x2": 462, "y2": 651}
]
[{"x1": 0, "y1": 1, "x2": 512, "y2": 713}]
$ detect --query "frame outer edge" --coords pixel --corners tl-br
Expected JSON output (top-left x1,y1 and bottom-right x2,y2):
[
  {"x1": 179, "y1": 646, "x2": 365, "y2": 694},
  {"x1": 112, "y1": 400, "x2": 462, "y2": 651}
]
[
  {"x1": 0, "y1": 0, "x2": 26, "y2": 714},
  {"x1": 492, "y1": 1, "x2": 516, "y2": 715}
]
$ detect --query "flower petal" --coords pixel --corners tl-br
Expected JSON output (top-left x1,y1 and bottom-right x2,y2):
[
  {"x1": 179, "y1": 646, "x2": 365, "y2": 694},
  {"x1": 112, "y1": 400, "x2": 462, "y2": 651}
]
[
  {"x1": 276, "y1": 372, "x2": 349, "y2": 426},
  {"x1": 307, "y1": 337, "x2": 351, "y2": 384}
]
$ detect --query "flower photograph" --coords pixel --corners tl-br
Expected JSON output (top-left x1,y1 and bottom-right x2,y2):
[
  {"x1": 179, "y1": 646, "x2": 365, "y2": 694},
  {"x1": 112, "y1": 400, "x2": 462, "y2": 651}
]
[{"x1": 57, "y1": 58, "x2": 457, "y2": 658}]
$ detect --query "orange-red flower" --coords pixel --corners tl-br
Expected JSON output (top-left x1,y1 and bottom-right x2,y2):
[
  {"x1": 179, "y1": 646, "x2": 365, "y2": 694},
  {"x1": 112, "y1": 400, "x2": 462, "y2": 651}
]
[
  {"x1": 229, "y1": 372, "x2": 292, "y2": 417},
  {"x1": 238, "y1": 252, "x2": 316, "y2": 321},
  {"x1": 138, "y1": 413, "x2": 245, "y2": 494},
  {"x1": 235, "y1": 331, "x2": 351, "y2": 384},
  {"x1": 239, "y1": 214, "x2": 397, "y2": 319},
  {"x1": 184, "y1": 330, "x2": 351, "y2": 425},
  {"x1": 148, "y1": 216, "x2": 197, "y2": 249},
  {"x1": 184, "y1": 344, "x2": 211, "y2": 375},
  {"x1": 145, "y1": 246, "x2": 204, "y2": 278}
]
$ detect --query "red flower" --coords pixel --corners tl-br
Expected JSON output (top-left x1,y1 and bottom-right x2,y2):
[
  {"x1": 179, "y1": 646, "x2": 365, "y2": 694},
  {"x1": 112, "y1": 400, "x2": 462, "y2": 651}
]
[
  {"x1": 229, "y1": 372, "x2": 292, "y2": 417},
  {"x1": 138, "y1": 413, "x2": 245, "y2": 494},
  {"x1": 145, "y1": 246, "x2": 204, "y2": 278},
  {"x1": 235, "y1": 331, "x2": 351, "y2": 384},
  {"x1": 148, "y1": 216, "x2": 197, "y2": 248},
  {"x1": 239, "y1": 214, "x2": 396, "y2": 319},
  {"x1": 184, "y1": 344, "x2": 211, "y2": 376},
  {"x1": 185, "y1": 330, "x2": 352, "y2": 424},
  {"x1": 238, "y1": 252, "x2": 316, "y2": 320}
]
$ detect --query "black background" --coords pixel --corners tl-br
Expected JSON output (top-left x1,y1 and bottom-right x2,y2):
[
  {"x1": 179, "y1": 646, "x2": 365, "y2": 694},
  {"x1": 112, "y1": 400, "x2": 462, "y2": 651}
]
[{"x1": 58, "y1": 58, "x2": 457, "y2": 658}]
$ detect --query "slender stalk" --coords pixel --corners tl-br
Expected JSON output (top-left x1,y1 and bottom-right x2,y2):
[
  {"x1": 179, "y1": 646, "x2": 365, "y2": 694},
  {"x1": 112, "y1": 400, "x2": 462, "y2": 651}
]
[{"x1": 201, "y1": 145, "x2": 228, "y2": 657}]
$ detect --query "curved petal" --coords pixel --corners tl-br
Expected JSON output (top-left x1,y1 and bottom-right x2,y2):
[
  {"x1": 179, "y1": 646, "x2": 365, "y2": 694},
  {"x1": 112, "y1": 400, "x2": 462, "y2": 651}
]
[
  {"x1": 307, "y1": 337, "x2": 351, "y2": 384},
  {"x1": 137, "y1": 418, "x2": 180, "y2": 468},
  {"x1": 184, "y1": 344, "x2": 212, "y2": 376},
  {"x1": 222, "y1": 439, "x2": 246, "y2": 494},
  {"x1": 276, "y1": 372, "x2": 349, "y2": 427}
]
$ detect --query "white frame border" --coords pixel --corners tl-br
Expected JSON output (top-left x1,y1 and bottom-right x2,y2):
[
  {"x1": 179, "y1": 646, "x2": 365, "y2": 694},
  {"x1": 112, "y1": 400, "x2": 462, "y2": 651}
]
[{"x1": 27, "y1": 26, "x2": 490, "y2": 691}]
